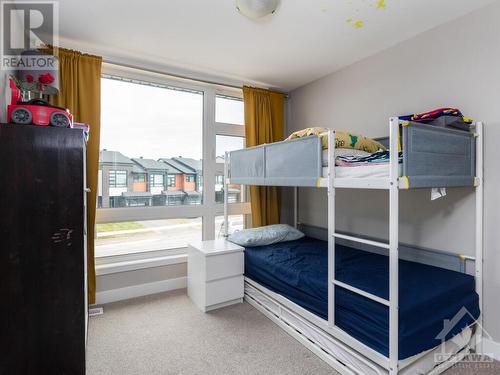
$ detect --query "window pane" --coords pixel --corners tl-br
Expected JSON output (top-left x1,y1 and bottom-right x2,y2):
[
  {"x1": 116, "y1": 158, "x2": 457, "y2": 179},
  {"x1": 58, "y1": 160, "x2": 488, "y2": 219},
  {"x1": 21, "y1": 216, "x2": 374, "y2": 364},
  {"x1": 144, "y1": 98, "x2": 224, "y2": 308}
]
[
  {"x1": 98, "y1": 77, "x2": 203, "y2": 209},
  {"x1": 215, "y1": 95, "x2": 244, "y2": 125},
  {"x1": 216, "y1": 135, "x2": 244, "y2": 161},
  {"x1": 216, "y1": 135, "x2": 245, "y2": 203},
  {"x1": 95, "y1": 218, "x2": 202, "y2": 257},
  {"x1": 215, "y1": 174, "x2": 244, "y2": 203},
  {"x1": 215, "y1": 215, "x2": 244, "y2": 238}
]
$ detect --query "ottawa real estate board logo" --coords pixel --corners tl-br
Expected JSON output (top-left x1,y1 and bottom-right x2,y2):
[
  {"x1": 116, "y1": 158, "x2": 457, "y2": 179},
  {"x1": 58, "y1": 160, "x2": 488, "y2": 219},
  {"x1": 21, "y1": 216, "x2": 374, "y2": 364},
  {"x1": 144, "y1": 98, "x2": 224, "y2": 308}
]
[
  {"x1": 1, "y1": 0, "x2": 58, "y2": 71},
  {"x1": 435, "y1": 307, "x2": 495, "y2": 370}
]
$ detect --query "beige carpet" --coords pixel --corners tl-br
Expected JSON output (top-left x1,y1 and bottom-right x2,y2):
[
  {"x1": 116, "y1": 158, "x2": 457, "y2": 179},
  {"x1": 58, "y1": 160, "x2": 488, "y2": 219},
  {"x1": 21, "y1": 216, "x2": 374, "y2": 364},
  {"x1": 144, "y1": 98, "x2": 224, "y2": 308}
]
[{"x1": 87, "y1": 290, "x2": 499, "y2": 375}]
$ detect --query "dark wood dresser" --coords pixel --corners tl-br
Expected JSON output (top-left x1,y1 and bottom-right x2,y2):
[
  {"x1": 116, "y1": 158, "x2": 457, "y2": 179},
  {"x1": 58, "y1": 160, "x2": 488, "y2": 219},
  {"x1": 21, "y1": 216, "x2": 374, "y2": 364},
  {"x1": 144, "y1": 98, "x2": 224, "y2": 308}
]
[{"x1": 0, "y1": 124, "x2": 88, "y2": 375}]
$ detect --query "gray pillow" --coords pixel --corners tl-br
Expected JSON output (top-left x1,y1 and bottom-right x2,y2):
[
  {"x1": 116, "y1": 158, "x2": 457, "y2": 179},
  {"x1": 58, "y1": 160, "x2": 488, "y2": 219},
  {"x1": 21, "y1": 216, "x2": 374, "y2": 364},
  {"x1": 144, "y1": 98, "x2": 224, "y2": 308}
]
[{"x1": 228, "y1": 224, "x2": 304, "y2": 247}]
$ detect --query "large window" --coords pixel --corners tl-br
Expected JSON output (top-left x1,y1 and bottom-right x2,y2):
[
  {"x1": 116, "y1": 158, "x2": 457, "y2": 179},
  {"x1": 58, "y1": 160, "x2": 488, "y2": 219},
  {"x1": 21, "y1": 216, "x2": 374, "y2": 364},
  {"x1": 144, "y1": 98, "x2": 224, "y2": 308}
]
[{"x1": 95, "y1": 66, "x2": 250, "y2": 261}]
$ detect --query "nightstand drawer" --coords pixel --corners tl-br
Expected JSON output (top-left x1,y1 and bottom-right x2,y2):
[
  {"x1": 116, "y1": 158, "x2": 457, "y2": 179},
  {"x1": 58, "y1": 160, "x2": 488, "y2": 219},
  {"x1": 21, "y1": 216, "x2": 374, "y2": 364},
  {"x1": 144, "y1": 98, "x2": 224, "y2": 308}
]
[
  {"x1": 205, "y1": 251, "x2": 244, "y2": 282},
  {"x1": 205, "y1": 275, "x2": 244, "y2": 307}
]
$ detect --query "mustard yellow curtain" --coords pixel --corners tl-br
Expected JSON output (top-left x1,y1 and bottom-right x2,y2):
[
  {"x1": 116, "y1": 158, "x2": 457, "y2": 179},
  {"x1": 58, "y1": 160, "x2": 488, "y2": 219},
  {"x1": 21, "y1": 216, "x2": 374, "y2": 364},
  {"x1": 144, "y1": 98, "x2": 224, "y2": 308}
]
[
  {"x1": 243, "y1": 86, "x2": 285, "y2": 228},
  {"x1": 47, "y1": 47, "x2": 102, "y2": 305}
]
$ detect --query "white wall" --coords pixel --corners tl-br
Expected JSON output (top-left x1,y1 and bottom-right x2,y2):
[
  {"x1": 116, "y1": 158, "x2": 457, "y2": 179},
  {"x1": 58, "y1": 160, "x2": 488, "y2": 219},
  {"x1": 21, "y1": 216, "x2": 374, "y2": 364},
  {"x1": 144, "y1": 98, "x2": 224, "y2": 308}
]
[
  {"x1": 95, "y1": 262, "x2": 187, "y2": 304},
  {"x1": 289, "y1": 1, "x2": 500, "y2": 342}
]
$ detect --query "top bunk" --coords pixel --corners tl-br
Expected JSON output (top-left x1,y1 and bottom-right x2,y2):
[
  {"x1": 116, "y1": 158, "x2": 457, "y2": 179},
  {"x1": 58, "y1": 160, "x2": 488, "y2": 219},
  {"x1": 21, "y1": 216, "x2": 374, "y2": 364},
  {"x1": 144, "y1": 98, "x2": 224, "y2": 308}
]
[{"x1": 227, "y1": 117, "x2": 481, "y2": 190}]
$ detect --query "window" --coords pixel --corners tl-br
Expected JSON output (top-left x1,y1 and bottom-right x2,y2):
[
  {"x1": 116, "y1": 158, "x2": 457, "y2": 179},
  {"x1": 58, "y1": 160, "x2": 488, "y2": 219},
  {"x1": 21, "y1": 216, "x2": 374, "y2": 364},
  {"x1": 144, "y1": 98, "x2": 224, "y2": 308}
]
[
  {"x1": 96, "y1": 66, "x2": 250, "y2": 261},
  {"x1": 216, "y1": 95, "x2": 244, "y2": 125},
  {"x1": 216, "y1": 135, "x2": 244, "y2": 160},
  {"x1": 167, "y1": 175, "x2": 176, "y2": 187},
  {"x1": 109, "y1": 170, "x2": 127, "y2": 188},
  {"x1": 215, "y1": 135, "x2": 245, "y2": 203},
  {"x1": 215, "y1": 215, "x2": 244, "y2": 238},
  {"x1": 133, "y1": 173, "x2": 146, "y2": 183},
  {"x1": 96, "y1": 217, "x2": 202, "y2": 256},
  {"x1": 149, "y1": 174, "x2": 164, "y2": 188}
]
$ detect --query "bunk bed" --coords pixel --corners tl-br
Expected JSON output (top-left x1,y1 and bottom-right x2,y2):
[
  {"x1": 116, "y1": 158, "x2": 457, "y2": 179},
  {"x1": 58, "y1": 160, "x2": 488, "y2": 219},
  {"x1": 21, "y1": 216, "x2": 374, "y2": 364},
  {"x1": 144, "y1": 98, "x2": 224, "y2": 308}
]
[{"x1": 223, "y1": 118, "x2": 484, "y2": 375}]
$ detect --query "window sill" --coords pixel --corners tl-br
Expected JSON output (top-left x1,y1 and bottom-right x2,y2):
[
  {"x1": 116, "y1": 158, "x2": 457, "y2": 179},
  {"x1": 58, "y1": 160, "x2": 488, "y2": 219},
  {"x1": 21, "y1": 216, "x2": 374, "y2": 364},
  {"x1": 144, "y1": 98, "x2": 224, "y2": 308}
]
[{"x1": 95, "y1": 252, "x2": 187, "y2": 276}]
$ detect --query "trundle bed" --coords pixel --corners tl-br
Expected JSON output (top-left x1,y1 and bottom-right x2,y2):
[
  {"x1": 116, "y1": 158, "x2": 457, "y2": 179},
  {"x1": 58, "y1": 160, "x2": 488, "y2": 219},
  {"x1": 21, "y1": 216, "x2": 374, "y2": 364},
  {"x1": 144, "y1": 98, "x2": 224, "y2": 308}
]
[{"x1": 222, "y1": 118, "x2": 484, "y2": 375}]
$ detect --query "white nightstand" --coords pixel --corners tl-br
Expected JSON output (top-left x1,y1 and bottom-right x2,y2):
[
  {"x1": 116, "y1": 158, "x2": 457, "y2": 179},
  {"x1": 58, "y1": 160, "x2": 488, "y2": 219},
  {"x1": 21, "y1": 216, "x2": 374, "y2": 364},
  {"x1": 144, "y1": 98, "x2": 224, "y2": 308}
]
[{"x1": 187, "y1": 239, "x2": 244, "y2": 312}]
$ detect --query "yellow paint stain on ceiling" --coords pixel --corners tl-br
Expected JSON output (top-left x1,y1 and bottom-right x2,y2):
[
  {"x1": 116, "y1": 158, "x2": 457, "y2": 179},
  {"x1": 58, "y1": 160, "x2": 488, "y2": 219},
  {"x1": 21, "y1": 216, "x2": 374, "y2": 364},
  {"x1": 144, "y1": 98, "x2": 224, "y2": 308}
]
[
  {"x1": 376, "y1": 0, "x2": 387, "y2": 9},
  {"x1": 345, "y1": 0, "x2": 388, "y2": 29}
]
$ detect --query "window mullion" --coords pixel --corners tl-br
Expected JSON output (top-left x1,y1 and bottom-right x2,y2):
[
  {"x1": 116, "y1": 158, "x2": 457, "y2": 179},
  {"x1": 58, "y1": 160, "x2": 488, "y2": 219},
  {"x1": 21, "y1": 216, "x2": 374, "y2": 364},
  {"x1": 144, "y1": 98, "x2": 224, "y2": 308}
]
[{"x1": 202, "y1": 88, "x2": 216, "y2": 240}]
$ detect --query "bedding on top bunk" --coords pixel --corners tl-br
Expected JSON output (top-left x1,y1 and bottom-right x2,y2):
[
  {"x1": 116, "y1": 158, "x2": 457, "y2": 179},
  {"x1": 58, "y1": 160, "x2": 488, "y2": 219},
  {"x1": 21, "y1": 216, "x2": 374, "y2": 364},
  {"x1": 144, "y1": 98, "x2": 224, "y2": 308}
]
[
  {"x1": 244, "y1": 236, "x2": 480, "y2": 360},
  {"x1": 321, "y1": 149, "x2": 403, "y2": 167},
  {"x1": 287, "y1": 127, "x2": 399, "y2": 170},
  {"x1": 287, "y1": 127, "x2": 386, "y2": 153}
]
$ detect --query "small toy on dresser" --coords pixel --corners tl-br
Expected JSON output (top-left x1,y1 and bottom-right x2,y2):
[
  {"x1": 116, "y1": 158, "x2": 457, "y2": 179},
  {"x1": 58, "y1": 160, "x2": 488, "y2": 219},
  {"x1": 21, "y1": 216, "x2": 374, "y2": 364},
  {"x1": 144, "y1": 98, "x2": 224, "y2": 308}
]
[{"x1": 6, "y1": 77, "x2": 73, "y2": 128}]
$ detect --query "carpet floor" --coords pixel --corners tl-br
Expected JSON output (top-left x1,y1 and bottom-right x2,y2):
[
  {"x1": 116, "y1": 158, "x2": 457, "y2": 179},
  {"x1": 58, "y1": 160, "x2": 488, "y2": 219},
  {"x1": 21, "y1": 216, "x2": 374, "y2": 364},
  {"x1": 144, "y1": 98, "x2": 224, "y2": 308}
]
[{"x1": 87, "y1": 290, "x2": 499, "y2": 375}]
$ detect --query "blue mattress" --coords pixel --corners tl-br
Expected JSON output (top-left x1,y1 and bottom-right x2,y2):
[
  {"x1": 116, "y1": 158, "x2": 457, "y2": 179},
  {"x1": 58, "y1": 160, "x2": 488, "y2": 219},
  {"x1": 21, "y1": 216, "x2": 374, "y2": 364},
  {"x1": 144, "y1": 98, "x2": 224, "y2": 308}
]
[{"x1": 244, "y1": 237, "x2": 479, "y2": 360}]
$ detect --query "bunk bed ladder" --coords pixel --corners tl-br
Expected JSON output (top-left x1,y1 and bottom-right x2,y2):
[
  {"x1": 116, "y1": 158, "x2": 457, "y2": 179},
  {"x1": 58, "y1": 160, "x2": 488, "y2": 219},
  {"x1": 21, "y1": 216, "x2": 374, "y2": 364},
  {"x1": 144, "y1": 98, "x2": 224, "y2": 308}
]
[{"x1": 328, "y1": 118, "x2": 401, "y2": 374}]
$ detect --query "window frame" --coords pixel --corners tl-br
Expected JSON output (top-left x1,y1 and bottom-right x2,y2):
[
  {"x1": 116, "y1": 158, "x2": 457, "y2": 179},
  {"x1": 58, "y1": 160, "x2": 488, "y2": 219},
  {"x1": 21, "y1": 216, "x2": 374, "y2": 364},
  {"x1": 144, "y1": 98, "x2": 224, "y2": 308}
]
[
  {"x1": 167, "y1": 175, "x2": 176, "y2": 187},
  {"x1": 149, "y1": 173, "x2": 165, "y2": 188},
  {"x1": 95, "y1": 63, "x2": 250, "y2": 267},
  {"x1": 109, "y1": 170, "x2": 127, "y2": 188},
  {"x1": 133, "y1": 173, "x2": 146, "y2": 183}
]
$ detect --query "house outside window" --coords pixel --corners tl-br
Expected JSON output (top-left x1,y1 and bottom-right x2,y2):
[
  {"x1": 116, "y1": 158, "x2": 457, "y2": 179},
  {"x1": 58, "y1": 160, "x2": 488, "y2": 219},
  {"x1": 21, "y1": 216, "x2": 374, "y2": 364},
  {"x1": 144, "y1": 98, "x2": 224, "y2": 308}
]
[{"x1": 186, "y1": 175, "x2": 195, "y2": 183}]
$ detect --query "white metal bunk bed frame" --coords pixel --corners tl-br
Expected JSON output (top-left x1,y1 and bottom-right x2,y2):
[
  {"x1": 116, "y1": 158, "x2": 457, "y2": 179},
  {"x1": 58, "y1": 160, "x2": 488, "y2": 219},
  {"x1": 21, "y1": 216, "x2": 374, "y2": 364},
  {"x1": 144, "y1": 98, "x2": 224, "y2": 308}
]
[{"x1": 223, "y1": 117, "x2": 484, "y2": 375}]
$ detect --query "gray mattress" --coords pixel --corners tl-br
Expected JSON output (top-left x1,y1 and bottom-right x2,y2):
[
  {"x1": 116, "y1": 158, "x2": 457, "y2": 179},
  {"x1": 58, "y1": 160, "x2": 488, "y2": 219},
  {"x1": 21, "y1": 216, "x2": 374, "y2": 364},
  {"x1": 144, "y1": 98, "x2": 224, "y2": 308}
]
[{"x1": 228, "y1": 123, "x2": 476, "y2": 189}]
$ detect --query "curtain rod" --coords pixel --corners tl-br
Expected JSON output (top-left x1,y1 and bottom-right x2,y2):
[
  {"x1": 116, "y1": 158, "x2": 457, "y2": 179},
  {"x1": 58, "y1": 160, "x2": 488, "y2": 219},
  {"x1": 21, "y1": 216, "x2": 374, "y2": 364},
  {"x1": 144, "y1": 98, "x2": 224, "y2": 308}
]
[
  {"x1": 103, "y1": 59, "x2": 289, "y2": 97},
  {"x1": 103, "y1": 59, "x2": 243, "y2": 89}
]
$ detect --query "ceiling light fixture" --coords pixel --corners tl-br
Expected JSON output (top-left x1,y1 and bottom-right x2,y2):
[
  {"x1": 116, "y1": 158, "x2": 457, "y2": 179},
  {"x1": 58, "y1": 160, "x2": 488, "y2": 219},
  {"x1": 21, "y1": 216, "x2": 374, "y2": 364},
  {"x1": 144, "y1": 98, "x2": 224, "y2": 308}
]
[{"x1": 236, "y1": 0, "x2": 280, "y2": 20}]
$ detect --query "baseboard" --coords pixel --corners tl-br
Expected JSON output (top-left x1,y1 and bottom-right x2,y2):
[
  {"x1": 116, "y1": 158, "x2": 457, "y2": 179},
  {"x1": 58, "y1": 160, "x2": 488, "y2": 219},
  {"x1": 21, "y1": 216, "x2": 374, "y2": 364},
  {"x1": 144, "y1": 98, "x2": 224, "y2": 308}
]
[
  {"x1": 483, "y1": 338, "x2": 500, "y2": 361},
  {"x1": 95, "y1": 276, "x2": 187, "y2": 305}
]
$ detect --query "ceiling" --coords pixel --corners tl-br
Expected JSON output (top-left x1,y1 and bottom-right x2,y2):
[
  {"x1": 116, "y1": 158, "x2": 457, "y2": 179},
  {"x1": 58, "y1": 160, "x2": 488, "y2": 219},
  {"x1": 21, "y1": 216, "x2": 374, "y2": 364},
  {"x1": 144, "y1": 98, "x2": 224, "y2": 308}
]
[{"x1": 56, "y1": 0, "x2": 496, "y2": 91}]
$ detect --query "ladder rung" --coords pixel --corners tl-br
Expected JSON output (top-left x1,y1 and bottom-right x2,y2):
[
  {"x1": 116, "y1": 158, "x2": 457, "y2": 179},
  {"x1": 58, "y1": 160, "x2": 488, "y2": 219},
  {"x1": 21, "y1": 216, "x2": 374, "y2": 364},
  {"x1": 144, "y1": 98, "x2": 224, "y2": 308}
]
[
  {"x1": 333, "y1": 280, "x2": 390, "y2": 307},
  {"x1": 333, "y1": 232, "x2": 390, "y2": 249}
]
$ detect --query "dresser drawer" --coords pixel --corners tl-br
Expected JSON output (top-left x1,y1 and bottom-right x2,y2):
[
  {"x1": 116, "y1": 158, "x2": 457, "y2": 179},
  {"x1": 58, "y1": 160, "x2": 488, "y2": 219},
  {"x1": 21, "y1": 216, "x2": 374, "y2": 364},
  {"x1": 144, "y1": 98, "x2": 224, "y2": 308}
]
[
  {"x1": 205, "y1": 251, "x2": 244, "y2": 282},
  {"x1": 206, "y1": 275, "x2": 244, "y2": 307}
]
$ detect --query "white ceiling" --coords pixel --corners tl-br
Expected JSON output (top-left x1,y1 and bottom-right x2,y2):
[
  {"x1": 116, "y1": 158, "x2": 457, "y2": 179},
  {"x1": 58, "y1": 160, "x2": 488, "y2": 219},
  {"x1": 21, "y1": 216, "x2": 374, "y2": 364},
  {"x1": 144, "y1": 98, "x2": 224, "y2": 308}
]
[{"x1": 56, "y1": 0, "x2": 497, "y2": 91}]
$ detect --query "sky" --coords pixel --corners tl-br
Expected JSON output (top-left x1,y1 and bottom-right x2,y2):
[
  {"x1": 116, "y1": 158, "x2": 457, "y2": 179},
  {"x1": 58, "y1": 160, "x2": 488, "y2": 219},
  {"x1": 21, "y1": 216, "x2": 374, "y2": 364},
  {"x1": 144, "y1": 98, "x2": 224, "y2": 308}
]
[{"x1": 100, "y1": 77, "x2": 244, "y2": 161}]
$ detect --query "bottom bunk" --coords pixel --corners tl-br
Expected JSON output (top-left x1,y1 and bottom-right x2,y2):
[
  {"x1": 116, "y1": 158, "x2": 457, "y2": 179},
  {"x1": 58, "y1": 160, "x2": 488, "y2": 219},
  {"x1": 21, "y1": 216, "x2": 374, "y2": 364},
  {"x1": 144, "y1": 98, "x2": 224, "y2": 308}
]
[
  {"x1": 245, "y1": 279, "x2": 473, "y2": 375},
  {"x1": 243, "y1": 237, "x2": 479, "y2": 371}
]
